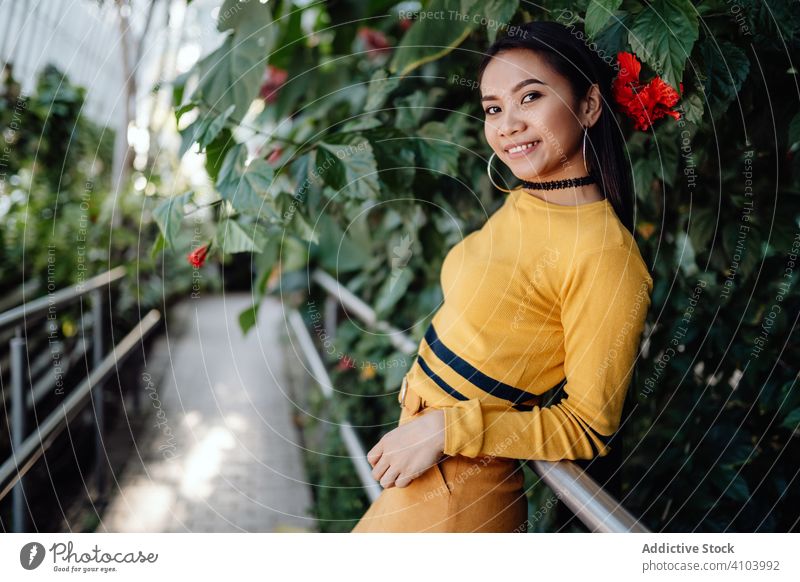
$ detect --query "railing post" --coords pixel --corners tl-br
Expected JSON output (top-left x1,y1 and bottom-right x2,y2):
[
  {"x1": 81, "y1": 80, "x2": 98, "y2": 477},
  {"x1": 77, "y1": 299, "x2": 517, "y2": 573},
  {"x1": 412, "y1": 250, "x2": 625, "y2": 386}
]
[
  {"x1": 11, "y1": 330, "x2": 28, "y2": 532},
  {"x1": 323, "y1": 296, "x2": 338, "y2": 342},
  {"x1": 90, "y1": 289, "x2": 107, "y2": 501}
]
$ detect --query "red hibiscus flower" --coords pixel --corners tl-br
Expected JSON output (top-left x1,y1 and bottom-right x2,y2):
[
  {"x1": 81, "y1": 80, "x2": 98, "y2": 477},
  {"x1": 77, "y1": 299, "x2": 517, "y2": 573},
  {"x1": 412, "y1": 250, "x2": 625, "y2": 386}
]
[
  {"x1": 259, "y1": 65, "x2": 288, "y2": 103},
  {"x1": 265, "y1": 146, "x2": 283, "y2": 165},
  {"x1": 399, "y1": 17, "x2": 413, "y2": 32},
  {"x1": 187, "y1": 243, "x2": 210, "y2": 268},
  {"x1": 612, "y1": 51, "x2": 683, "y2": 131},
  {"x1": 357, "y1": 27, "x2": 392, "y2": 60},
  {"x1": 337, "y1": 355, "x2": 357, "y2": 371}
]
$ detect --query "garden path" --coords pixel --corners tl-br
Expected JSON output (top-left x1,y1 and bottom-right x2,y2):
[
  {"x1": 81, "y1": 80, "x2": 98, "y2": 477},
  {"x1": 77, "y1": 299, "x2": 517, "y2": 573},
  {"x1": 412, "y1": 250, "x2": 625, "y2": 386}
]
[{"x1": 100, "y1": 294, "x2": 316, "y2": 532}]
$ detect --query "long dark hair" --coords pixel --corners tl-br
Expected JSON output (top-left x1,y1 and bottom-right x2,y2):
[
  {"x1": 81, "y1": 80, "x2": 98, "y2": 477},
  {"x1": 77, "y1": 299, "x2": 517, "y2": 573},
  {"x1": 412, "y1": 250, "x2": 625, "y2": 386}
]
[{"x1": 477, "y1": 20, "x2": 634, "y2": 233}]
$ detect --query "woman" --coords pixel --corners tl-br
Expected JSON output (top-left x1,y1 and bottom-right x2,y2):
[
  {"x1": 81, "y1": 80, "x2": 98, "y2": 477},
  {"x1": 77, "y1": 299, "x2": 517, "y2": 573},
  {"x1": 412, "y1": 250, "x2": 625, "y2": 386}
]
[{"x1": 351, "y1": 20, "x2": 653, "y2": 533}]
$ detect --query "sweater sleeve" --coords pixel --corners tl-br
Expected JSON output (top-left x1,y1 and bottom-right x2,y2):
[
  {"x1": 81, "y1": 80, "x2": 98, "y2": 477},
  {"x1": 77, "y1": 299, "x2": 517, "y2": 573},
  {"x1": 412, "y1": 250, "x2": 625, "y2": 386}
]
[{"x1": 441, "y1": 244, "x2": 653, "y2": 461}]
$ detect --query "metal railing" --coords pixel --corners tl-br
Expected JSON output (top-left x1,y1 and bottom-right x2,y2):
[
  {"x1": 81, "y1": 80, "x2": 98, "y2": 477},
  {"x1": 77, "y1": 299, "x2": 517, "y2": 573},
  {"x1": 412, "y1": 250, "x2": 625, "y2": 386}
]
[
  {"x1": 0, "y1": 267, "x2": 162, "y2": 531},
  {"x1": 289, "y1": 268, "x2": 650, "y2": 533},
  {"x1": 287, "y1": 309, "x2": 383, "y2": 503}
]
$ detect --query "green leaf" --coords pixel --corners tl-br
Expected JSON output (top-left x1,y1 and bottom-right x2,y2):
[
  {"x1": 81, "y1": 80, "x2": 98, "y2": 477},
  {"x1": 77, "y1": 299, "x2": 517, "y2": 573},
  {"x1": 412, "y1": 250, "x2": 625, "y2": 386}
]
[
  {"x1": 720, "y1": 469, "x2": 750, "y2": 503},
  {"x1": 777, "y1": 379, "x2": 800, "y2": 415},
  {"x1": 241, "y1": 158, "x2": 275, "y2": 193},
  {"x1": 699, "y1": 40, "x2": 750, "y2": 120},
  {"x1": 722, "y1": 222, "x2": 762, "y2": 282},
  {"x1": 238, "y1": 300, "x2": 260, "y2": 335},
  {"x1": 631, "y1": 155, "x2": 660, "y2": 205},
  {"x1": 374, "y1": 262, "x2": 415, "y2": 317},
  {"x1": 393, "y1": 90, "x2": 428, "y2": 132},
  {"x1": 478, "y1": 0, "x2": 519, "y2": 44},
  {"x1": 216, "y1": 143, "x2": 246, "y2": 187},
  {"x1": 592, "y1": 9, "x2": 631, "y2": 60},
  {"x1": 274, "y1": 192, "x2": 319, "y2": 244},
  {"x1": 416, "y1": 121, "x2": 460, "y2": 176},
  {"x1": 365, "y1": 69, "x2": 400, "y2": 112},
  {"x1": 174, "y1": 100, "x2": 197, "y2": 125},
  {"x1": 340, "y1": 116, "x2": 383, "y2": 132},
  {"x1": 585, "y1": 0, "x2": 623, "y2": 38},
  {"x1": 781, "y1": 407, "x2": 800, "y2": 430},
  {"x1": 290, "y1": 207, "x2": 319, "y2": 245},
  {"x1": 216, "y1": 144, "x2": 274, "y2": 212},
  {"x1": 215, "y1": 218, "x2": 263, "y2": 253},
  {"x1": 655, "y1": 124, "x2": 680, "y2": 188},
  {"x1": 150, "y1": 231, "x2": 166, "y2": 260},
  {"x1": 197, "y1": 104, "x2": 235, "y2": 150},
  {"x1": 288, "y1": 153, "x2": 315, "y2": 202},
  {"x1": 152, "y1": 191, "x2": 193, "y2": 248},
  {"x1": 688, "y1": 207, "x2": 717, "y2": 254},
  {"x1": 178, "y1": 106, "x2": 233, "y2": 159},
  {"x1": 316, "y1": 133, "x2": 381, "y2": 201},
  {"x1": 680, "y1": 90, "x2": 705, "y2": 126},
  {"x1": 172, "y1": 70, "x2": 191, "y2": 108},
  {"x1": 628, "y1": 0, "x2": 698, "y2": 93},
  {"x1": 253, "y1": 233, "x2": 281, "y2": 295},
  {"x1": 193, "y1": 14, "x2": 276, "y2": 119},
  {"x1": 204, "y1": 127, "x2": 234, "y2": 183},
  {"x1": 316, "y1": 213, "x2": 371, "y2": 273},
  {"x1": 363, "y1": 126, "x2": 416, "y2": 193},
  {"x1": 281, "y1": 236, "x2": 310, "y2": 271},
  {"x1": 217, "y1": 0, "x2": 272, "y2": 33},
  {"x1": 179, "y1": 118, "x2": 202, "y2": 158},
  {"x1": 675, "y1": 230, "x2": 697, "y2": 277},
  {"x1": 389, "y1": 0, "x2": 480, "y2": 77}
]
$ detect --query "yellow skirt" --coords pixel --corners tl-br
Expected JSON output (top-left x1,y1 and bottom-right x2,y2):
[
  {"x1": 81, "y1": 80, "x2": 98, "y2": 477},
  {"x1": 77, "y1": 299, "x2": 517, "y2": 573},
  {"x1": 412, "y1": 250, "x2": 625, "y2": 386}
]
[{"x1": 351, "y1": 384, "x2": 528, "y2": 533}]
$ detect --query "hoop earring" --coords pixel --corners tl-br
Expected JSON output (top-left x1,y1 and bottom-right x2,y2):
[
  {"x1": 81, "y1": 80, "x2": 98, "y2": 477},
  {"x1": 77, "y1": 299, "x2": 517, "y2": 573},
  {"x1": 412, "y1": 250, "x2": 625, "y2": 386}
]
[
  {"x1": 582, "y1": 125, "x2": 589, "y2": 174},
  {"x1": 486, "y1": 152, "x2": 516, "y2": 193}
]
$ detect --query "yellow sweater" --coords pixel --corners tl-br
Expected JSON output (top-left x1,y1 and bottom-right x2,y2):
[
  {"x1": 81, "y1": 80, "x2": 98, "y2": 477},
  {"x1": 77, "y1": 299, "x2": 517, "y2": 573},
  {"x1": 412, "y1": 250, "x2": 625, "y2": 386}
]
[{"x1": 402, "y1": 185, "x2": 653, "y2": 461}]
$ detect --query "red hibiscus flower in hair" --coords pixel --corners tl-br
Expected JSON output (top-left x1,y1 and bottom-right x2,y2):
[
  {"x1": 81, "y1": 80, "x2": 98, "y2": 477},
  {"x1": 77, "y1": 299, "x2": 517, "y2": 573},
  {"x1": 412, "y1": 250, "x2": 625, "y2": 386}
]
[
  {"x1": 357, "y1": 27, "x2": 392, "y2": 60},
  {"x1": 188, "y1": 243, "x2": 210, "y2": 268},
  {"x1": 259, "y1": 65, "x2": 288, "y2": 103},
  {"x1": 612, "y1": 51, "x2": 683, "y2": 131}
]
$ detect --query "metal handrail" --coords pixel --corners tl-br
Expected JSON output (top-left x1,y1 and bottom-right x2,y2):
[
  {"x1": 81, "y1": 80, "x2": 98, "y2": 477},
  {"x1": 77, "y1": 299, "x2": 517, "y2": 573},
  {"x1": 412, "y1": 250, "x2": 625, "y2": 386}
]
[
  {"x1": 286, "y1": 309, "x2": 383, "y2": 503},
  {"x1": 0, "y1": 309, "x2": 162, "y2": 501},
  {"x1": 0, "y1": 279, "x2": 41, "y2": 313},
  {"x1": 309, "y1": 267, "x2": 651, "y2": 533},
  {"x1": 0, "y1": 266, "x2": 126, "y2": 330},
  {"x1": 311, "y1": 270, "x2": 418, "y2": 355},
  {"x1": 0, "y1": 265, "x2": 131, "y2": 532}
]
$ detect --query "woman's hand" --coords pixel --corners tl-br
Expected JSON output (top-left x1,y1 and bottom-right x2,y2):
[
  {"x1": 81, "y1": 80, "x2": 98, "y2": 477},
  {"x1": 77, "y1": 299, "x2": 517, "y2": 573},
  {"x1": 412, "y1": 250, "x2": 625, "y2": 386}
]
[{"x1": 366, "y1": 409, "x2": 446, "y2": 489}]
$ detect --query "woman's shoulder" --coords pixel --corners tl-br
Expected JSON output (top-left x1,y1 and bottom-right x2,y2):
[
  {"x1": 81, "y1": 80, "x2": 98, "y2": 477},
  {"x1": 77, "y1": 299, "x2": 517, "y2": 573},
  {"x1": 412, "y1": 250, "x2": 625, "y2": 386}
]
[
  {"x1": 567, "y1": 215, "x2": 652, "y2": 287},
  {"x1": 570, "y1": 205, "x2": 644, "y2": 256}
]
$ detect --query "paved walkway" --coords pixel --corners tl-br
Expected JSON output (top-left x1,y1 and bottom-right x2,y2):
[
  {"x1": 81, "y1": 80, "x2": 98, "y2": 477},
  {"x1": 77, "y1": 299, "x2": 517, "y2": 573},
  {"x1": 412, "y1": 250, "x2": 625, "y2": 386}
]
[{"x1": 100, "y1": 293, "x2": 316, "y2": 532}]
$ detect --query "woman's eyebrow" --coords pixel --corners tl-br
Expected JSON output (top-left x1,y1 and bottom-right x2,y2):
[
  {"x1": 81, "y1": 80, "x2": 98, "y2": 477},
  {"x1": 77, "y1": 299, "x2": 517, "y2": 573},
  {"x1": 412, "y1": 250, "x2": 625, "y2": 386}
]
[{"x1": 481, "y1": 77, "x2": 547, "y2": 102}]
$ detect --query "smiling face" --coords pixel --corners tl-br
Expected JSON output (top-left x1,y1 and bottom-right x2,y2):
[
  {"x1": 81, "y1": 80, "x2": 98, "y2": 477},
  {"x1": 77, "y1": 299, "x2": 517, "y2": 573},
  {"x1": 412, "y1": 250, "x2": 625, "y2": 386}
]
[{"x1": 480, "y1": 48, "x2": 601, "y2": 183}]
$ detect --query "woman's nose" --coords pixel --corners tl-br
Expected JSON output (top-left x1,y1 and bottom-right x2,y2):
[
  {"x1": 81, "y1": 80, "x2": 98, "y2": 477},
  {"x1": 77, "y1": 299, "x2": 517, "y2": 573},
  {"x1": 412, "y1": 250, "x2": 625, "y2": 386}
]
[{"x1": 497, "y1": 114, "x2": 525, "y2": 137}]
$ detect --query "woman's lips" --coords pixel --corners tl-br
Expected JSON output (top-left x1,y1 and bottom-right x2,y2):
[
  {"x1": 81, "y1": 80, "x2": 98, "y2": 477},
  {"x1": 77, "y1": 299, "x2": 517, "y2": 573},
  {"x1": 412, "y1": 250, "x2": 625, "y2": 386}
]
[{"x1": 504, "y1": 140, "x2": 541, "y2": 159}]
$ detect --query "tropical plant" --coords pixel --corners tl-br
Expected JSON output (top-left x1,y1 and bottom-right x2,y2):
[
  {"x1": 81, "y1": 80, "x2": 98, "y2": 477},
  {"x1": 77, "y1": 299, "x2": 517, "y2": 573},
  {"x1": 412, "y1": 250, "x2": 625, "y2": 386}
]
[{"x1": 156, "y1": 0, "x2": 800, "y2": 532}]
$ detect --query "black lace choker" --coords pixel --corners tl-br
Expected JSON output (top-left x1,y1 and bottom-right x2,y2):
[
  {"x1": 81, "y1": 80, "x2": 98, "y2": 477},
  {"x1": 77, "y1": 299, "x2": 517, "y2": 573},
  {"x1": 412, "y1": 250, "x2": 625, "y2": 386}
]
[{"x1": 520, "y1": 174, "x2": 596, "y2": 191}]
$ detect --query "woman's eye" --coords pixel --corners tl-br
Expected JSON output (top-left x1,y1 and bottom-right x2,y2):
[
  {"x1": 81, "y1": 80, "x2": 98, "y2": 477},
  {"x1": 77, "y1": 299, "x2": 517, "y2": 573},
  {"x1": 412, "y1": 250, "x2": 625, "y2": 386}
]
[{"x1": 485, "y1": 92, "x2": 541, "y2": 115}]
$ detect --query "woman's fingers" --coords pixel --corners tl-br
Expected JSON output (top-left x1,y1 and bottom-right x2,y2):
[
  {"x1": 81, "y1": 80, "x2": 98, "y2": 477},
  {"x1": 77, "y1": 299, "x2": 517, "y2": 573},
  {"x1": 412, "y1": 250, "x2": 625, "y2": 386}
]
[
  {"x1": 371, "y1": 457, "x2": 389, "y2": 483},
  {"x1": 366, "y1": 441, "x2": 383, "y2": 467},
  {"x1": 394, "y1": 473, "x2": 414, "y2": 488},
  {"x1": 380, "y1": 465, "x2": 402, "y2": 489}
]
